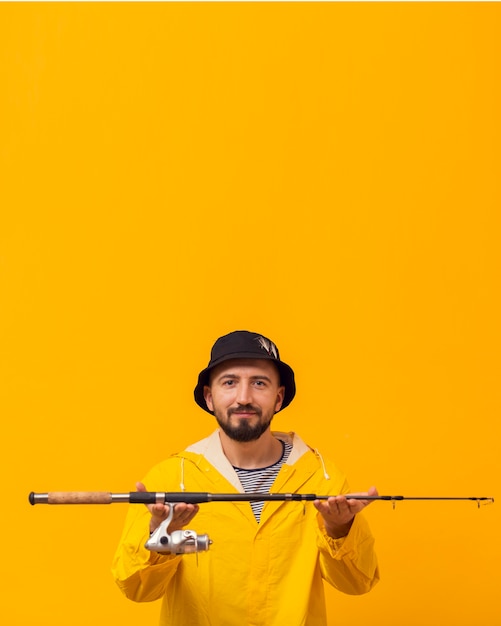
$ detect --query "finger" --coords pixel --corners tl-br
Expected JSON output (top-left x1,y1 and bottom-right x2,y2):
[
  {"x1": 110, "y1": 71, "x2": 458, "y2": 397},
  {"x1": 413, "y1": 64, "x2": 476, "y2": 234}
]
[
  {"x1": 152, "y1": 502, "x2": 170, "y2": 516},
  {"x1": 354, "y1": 486, "x2": 379, "y2": 508},
  {"x1": 336, "y1": 498, "x2": 357, "y2": 517},
  {"x1": 168, "y1": 504, "x2": 199, "y2": 531},
  {"x1": 185, "y1": 505, "x2": 199, "y2": 523},
  {"x1": 136, "y1": 481, "x2": 171, "y2": 522},
  {"x1": 328, "y1": 496, "x2": 350, "y2": 515},
  {"x1": 173, "y1": 503, "x2": 199, "y2": 521},
  {"x1": 314, "y1": 499, "x2": 339, "y2": 518}
]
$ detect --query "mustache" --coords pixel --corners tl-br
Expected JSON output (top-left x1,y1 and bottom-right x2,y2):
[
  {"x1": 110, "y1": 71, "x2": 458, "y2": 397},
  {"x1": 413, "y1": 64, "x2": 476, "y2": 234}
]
[{"x1": 228, "y1": 404, "x2": 262, "y2": 417}]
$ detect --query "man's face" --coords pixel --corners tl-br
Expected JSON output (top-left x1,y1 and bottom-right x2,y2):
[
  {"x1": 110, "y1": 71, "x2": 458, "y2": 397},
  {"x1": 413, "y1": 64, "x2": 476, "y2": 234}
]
[{"x1": 203, "y1": 359, "x2": 285, "y2": 443}]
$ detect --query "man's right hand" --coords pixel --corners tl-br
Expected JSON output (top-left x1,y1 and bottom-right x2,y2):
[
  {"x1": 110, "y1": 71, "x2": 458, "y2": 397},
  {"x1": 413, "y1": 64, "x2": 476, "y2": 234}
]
[{"x1": 136, "y1": 481, "x2": 200, "y2": 534}]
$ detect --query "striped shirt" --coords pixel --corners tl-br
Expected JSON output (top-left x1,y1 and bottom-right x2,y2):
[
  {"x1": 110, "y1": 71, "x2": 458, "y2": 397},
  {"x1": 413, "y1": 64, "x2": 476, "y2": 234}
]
[{"x1": 233, "y1": 440, "x2": 292, "y2": 522}]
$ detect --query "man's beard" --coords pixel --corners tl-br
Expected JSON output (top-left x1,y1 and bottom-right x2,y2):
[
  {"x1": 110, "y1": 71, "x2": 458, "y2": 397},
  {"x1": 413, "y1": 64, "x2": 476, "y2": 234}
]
[{"x1": 214, "y1": 404, "x2": 274, "y2": 442}]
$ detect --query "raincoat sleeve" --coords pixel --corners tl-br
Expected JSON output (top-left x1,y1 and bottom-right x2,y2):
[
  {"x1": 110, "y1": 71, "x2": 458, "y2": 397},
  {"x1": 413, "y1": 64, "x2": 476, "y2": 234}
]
[
  {"x1": 316, "y1": 511, "x2": 379, "y2": 595},
  {"x1": 313, "y1": 466, "x2": 379, "y2": 595},
  {"x1": 111, "y1": 462, "x2": 183, "y2": 602}
]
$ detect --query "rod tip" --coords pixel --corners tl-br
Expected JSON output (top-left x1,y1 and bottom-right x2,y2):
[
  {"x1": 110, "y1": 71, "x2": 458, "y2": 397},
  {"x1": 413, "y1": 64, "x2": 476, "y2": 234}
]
[{"x1": 28, "y1": 492, "x2": 35, "y2": 506}]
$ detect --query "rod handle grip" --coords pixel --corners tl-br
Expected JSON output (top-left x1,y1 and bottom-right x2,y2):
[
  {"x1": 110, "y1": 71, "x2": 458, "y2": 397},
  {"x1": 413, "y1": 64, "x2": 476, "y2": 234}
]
[{"x1": 29, "y1": 491, "x2": 112, "y2": 505}]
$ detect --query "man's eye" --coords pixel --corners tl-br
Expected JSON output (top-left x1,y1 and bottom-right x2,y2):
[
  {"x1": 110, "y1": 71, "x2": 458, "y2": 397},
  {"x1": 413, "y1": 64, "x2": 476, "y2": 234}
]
[{"x1": 223, "y1": 380, "x2": 235, "y2": 386}]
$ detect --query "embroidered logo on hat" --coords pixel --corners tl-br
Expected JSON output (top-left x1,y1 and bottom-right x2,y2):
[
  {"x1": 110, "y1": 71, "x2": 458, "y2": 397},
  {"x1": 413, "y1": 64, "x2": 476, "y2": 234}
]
[{"x1": 256, "y1": 335, "x2": 278, "y2": 359}]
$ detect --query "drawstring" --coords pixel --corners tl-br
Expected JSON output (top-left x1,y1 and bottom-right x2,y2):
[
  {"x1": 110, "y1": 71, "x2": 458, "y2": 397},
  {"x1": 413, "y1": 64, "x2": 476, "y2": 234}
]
[
  {"x1": 314, "y1": 449, "x2": 330, "y2": 480},
  {"x1": 180, "y1": 457, "x2": 186, "y2": 492}
]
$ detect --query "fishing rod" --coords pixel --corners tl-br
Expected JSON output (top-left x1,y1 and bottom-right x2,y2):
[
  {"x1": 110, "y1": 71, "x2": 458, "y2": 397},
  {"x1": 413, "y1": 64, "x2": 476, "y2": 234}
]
[
  {"x1": 28, "y1": 491, "x2": 495, "y2": 506},
  {"x1": 29, "y1": 490, "x2": 494, "y2": 555}
]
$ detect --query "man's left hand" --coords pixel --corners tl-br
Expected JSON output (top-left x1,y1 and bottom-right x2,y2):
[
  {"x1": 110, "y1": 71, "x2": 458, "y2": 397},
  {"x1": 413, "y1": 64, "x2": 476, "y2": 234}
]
[{"x1": 313, "y1": 486, "x2": 378, "y2": 539}]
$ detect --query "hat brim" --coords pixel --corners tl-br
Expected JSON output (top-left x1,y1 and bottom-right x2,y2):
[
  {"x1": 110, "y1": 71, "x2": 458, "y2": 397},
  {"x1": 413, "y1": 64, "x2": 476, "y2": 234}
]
[{"x1": 194, "y1": 353, "x2": 296, "y2": 414}]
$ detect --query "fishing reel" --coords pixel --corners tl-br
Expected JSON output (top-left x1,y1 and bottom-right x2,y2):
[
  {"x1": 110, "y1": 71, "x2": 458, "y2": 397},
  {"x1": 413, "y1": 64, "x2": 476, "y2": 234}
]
[{"x1": 145, "y1": 503, "x2": 212, "y2": 554}]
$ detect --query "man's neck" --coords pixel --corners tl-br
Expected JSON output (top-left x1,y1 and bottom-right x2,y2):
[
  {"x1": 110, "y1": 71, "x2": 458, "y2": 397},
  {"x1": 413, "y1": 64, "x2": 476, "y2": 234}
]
[{"x1": 219, "y1": 429, "x2": 283, "y2": 470}]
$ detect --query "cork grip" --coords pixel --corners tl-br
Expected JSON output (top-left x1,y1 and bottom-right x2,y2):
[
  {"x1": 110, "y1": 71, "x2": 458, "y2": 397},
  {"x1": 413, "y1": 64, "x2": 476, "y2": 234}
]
[{"x1": 29, "y1": 491, "x2": 112, "y2": 505}]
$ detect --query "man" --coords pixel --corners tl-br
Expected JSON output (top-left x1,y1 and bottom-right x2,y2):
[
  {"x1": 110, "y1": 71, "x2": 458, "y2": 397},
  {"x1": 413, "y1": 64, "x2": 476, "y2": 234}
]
[{"x1": 112, "y1": 330, "x2": 379, "y2": 625}]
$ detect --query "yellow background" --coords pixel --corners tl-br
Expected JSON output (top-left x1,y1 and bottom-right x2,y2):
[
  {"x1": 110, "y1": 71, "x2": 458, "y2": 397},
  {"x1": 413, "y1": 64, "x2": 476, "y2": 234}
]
[{"x1": 1, "y1": 4, "x2": 500, "y2": 625}]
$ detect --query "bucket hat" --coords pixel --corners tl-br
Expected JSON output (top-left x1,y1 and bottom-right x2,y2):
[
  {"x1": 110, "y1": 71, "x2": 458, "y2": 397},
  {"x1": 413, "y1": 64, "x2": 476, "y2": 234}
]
[{"x1": 194, "y1": 330, "x2": 296, "y2": 413}]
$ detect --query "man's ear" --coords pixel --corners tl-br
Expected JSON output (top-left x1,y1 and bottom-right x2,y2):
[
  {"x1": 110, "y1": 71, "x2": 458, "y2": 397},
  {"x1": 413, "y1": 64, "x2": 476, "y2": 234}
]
[
  {"x1": 203, "y1": 385, "x2": 214, "y2": 412},
  {"x1": 275, "y1": 386, "x2": 285, "y2": 412}
]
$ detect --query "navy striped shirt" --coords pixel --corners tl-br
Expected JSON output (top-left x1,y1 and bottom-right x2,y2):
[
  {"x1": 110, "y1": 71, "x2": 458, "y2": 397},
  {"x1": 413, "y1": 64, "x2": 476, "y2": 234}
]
[{"x1": 233, "y1": 440, "x2": 292, "y2": 522}]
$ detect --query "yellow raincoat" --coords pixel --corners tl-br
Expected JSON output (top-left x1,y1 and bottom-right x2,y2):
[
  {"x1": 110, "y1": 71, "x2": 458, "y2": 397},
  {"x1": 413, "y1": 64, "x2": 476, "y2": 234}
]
[{"x1": 112, "y1": 431, "x2": 379, "y2": 625}]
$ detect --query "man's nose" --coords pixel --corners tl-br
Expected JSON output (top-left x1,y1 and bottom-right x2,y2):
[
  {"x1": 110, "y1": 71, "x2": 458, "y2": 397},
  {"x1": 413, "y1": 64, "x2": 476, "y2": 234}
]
[{"x1": 235, "y1": 382, "x2": 252, "y2": 404}]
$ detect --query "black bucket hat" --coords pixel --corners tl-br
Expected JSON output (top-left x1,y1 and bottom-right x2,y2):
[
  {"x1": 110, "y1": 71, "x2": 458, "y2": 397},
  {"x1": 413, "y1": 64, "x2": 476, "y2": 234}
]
[{"x1": 194, "y1": 330, "x2": 296, "y2": 413}]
